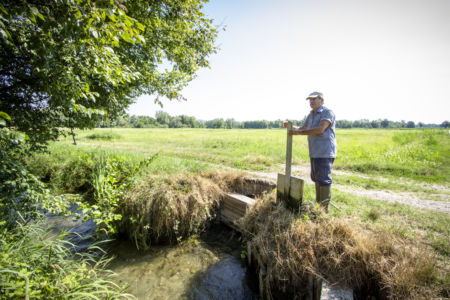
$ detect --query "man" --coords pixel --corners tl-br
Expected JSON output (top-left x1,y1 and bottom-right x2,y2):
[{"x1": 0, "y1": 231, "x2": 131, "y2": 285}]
[{"x1": 283, "y1": 91, "x2": 337, "y2": 212}]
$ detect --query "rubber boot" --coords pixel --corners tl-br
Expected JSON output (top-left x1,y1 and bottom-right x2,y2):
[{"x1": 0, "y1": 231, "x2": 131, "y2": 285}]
[
  {"x1": 318, "y1": 185, "x2": 331, "y2": 213},
  {"x1": 315, "y1": 183, "x2": 320, "y2": 205}
]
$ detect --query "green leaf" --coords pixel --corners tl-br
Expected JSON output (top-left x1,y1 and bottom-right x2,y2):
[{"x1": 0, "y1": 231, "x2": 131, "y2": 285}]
[
  {"x1": 121, "y1": 31, "x2": 131, "y2": 43},
  {"x1": 0, "y1": 111, "x2": 11, "y2": 120},
  {"x1": 136, "y1": 22, "x2": 145, "y2": 31},
  {"x1": 0, "y1": 4, "x2": 7, "y2": 15},
  {"x1": 104, "y1": 46, "x2": 114, "y2": 54},
  {"x1": 0, "y1": 28, "x2": 12, "y2": 41},
  {"x1": 29, "y1": 6, "x2": 39, "y2": 16},
  {"x1": 136, "y1": 35, "x2": 146, "y2": 44}
]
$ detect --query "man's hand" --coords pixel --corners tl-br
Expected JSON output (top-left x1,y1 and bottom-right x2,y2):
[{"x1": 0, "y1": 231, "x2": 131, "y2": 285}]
[{"x1": 289, "y1": 129, "x2": 303, "y2": 136}]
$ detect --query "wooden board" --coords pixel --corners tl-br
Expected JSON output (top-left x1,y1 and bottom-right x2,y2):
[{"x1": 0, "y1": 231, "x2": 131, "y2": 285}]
[
  {"x1": 220, "y1": 193, "x2": 255, "y2": 231},
  {"x1": 284, "y1": 122, "x2": 293, "y2": 198},
  {"x1": 277, "y1": 174, "x2": 304, "y2": 211}
]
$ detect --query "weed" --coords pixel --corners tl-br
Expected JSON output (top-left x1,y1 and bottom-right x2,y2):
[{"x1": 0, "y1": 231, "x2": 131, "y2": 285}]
[{"x1": 366, "y1": 207, "x2": 380, "y2": 221}]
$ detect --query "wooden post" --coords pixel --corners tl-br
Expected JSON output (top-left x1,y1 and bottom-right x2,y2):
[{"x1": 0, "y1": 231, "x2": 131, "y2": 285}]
[{"x1": 284, "y1": 121, "x2": 293, "y2": 201}]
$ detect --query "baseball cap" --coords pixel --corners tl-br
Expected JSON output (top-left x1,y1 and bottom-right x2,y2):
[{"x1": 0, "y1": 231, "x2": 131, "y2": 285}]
[{"x1": 306, "y1": 91, "x2": 323, "y2": 100}]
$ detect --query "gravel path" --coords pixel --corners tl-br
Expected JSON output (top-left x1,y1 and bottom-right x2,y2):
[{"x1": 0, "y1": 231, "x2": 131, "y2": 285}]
[{"x1": 243, "y1": 165, "x2": 450, "y2": 214}]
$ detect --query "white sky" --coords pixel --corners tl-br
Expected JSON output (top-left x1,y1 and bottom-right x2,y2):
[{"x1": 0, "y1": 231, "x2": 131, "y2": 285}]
[{"x1": 127, "y1": 0, "x2": 450, "y2": 123}]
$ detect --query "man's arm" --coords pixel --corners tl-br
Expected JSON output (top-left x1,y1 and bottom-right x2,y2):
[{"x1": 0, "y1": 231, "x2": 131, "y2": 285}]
[
  {"x1": 290, "y1": 120, "x2": 330, "y2": 136},
  {"x1": 282, "y1": 121, "x2": 307, "y2": 130}
]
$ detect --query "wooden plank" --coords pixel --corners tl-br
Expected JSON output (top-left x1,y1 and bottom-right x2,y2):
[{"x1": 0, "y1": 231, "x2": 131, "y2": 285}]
[
  {"x1": 284, "y1": 122, "x2": 293, "y2": 200},
  {"x1": 221, "y1": 209, "x2": 243, "y2": 221},
  {"x1": 220, "y1": 193, "x2": 256, "y2": 231},
  {"x1": 222, "y1": 204, "x2": 246, "y2": 217},
  {"x1": 277, "y1": 174, "x2": 304, "y2": 211},
  {"x1": 225, "y1": 193, "x2": 255, "y2": 206}
]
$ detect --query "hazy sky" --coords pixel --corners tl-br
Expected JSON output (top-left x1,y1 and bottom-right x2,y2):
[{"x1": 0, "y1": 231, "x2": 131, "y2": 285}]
[{"x1": 128, "y1": 0, "x2": 450, "y2": 123}]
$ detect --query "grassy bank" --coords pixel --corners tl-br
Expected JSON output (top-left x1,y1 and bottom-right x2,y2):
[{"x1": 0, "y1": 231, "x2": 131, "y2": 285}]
[
  {"x1": 243, "y1": 198, "x2": 446, "y2": 299},
  {"x1": 64, "y1": 128, "x2": 449, "y2": 183}
]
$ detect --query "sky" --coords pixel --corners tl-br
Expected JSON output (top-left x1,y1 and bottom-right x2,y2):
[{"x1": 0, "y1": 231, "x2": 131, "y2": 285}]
[{"x1": 127, "y1": 0, "x2": 450, "y2": 124}]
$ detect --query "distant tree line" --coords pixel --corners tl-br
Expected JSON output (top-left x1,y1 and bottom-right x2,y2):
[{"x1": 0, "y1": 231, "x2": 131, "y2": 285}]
[{"x1": 97, "y1": 111, "x2": 448, "y2": 129}]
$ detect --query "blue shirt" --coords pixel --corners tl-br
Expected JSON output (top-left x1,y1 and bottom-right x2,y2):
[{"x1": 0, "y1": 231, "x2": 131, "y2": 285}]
[{"x1": 304, "y1": 106, "x2": 337, "y2": 158}]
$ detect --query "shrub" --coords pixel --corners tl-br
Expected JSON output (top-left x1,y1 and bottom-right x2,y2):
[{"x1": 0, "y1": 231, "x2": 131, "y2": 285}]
[{"x1": 84, "y1": 132, "x2": 121, "y2": 141}]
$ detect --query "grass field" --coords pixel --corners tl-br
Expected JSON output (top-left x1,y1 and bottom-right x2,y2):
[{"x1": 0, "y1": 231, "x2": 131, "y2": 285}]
[
  {"x1": 29, "y1": 127, "x2": 449, "y2": 296},
  {"x1": 68, "y1": 127, "x2": 450, "y2": 183}
]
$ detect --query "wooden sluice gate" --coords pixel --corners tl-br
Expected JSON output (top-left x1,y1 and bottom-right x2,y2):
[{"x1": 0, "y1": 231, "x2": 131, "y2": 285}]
[
  {"x1": 220, "y1": 192, "x2": 255, "y2": 231},
  {"x1": 218, "y1": 176, "x2": 324, "y2": 300},
  {"x1": 218, "y1": 177, "x2": 276, "y2": 231},
  {"x1": 218, "y1": 174, "x2": 303, "y2": 232}
]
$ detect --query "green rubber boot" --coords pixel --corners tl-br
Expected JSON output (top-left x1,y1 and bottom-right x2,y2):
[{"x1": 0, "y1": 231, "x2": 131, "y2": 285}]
[
  {"x1": 315, "y1": 183, "x2": 320, "y2": 205},
  {"x1": 318, "y1": 185, "x2": 331, "y2": 213}
]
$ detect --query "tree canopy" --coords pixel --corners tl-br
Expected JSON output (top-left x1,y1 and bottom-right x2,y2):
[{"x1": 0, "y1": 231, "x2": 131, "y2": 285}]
[{"x1": 0, "y1": 0, "x2": 217, "y2": 149}]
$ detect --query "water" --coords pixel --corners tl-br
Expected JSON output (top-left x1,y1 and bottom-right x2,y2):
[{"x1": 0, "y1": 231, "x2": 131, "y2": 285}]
[
  {"x1": 46, "y1": 210, "x2": 258, "y2": 300},
  {"x1": 107, "y1": 226, "x2": 258, "y2": 300}
]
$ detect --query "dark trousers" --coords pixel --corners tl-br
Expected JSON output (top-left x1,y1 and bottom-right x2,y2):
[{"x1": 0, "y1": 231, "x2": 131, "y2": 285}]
[{"x1": 310, "y1": 158, "x2": 335, "y2": 186}]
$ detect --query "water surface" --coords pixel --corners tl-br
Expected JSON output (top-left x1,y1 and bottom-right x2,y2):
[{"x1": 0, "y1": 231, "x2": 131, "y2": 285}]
[{"x1": 108, "y1": 225, "x2": 258, "y2": 300}]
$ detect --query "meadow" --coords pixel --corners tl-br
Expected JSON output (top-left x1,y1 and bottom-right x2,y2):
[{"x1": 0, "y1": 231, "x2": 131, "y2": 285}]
[
  {"x1": 71, "y1": 127, "x2": 449, "y2": 183},
  {"x1": 25, "y1": 127, "x2": 449, "y2": 297}
]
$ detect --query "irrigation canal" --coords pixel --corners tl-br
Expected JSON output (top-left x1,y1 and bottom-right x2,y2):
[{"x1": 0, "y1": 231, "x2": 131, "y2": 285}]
[
  {"x1": 46, "y1": 205, "x2": 259, "y2": 300},
  {"x1": 46, "y1": 178, "x2": 354, "y2": 300}
]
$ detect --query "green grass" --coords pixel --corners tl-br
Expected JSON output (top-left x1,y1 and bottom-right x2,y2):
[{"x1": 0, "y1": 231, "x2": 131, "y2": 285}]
[
  {"x1": 327, "y1": 185, "x2": 449, "y2": 265},
  {"x1": 61, "y1": 128, "x2": 450, "y2": 183}
]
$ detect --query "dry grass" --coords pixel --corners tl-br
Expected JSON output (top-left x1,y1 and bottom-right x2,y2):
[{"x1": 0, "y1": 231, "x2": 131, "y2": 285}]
[
  {"x1": 120, "y1": 170, "x2": 246, "y2": 249},
  {"x1": 118, "y1": 170, "x2": 445, "y2": 298},
  {"x1": 242, "y1": 196, "x2": 443, "y2": 299}
]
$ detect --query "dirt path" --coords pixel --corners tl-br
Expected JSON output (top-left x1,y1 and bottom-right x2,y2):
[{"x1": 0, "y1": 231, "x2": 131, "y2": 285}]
[{"x1": 241, "y1": 165, "x2": 450, "y2": 214}]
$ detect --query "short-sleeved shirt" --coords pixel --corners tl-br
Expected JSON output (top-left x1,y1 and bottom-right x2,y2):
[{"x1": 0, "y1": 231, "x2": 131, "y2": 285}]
[{"x1": 304, "y1": 106, "x2": 337, "y2": 158}]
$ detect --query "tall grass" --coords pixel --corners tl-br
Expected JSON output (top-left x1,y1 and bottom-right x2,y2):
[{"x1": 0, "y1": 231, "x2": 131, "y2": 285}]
[
  {"x1": 0, "y1": 219, "x2": 133, "y2": 299},
  {"x1": 121, "y1": 172, "x2": 227, "y2": 249}
]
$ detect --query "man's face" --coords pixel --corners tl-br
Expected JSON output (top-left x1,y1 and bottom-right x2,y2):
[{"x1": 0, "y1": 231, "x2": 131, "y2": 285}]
[{"x1": 308, "y1": 97, "x2": 323, "y2": 111}]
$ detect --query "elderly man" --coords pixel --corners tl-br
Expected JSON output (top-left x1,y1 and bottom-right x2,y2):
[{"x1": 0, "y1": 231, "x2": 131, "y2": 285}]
[{"x1": 283, "y1": 91, "x2": 337, "y2": 212}]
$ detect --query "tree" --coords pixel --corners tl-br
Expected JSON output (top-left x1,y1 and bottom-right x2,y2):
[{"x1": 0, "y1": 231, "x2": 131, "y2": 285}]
[
  {"x1": 205, "y1": 118, "x2": 224, "y2": 128},
  {"x1": 371, "y1": 120, "x2": 380, "y2": 128},
  {"x1": 0, "y1": 0, "x2": 217, "y2": 149},
  {"x1": 169, "y1": 116, "x2": 183, "y2": 128},
  {"x1": 155, "y1": 111, "x2": 171, "y2": 125},
  {"x1": 406, "y1": 121, "x2": 415, "y2": 128},
  {"x1": 380, "y1": 119, "x2": 391, "y2": 128},
  {"x1": 441, "y1": 121, "x2": 450, "y2": 128},
  {"x1": 225, "y1": 118, "x2": 241, "y2": 129}
]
